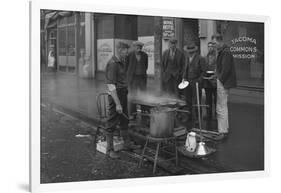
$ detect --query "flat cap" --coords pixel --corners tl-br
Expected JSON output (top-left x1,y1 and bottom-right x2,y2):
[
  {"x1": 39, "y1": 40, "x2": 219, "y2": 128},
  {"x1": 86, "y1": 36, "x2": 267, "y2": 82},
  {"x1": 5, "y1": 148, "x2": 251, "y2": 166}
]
[
  {"x1": 116, "y1": 42, "x2": 130, "y2": 49},
  {"x1": 211, "y1": 33, "x2": 223, "y2": 40},
  {"x1": 169, "y1": 38, "x2": 178, "y2": 44},
  {"x1": 185, "y1": 42, "x2": 198, "y2": 53},
  {"x1": 133, "y1": 41, "x2": 144, "y2": 47},
  {"x1": 208, "y1": 41, "x2": 215, "y2": 46}
]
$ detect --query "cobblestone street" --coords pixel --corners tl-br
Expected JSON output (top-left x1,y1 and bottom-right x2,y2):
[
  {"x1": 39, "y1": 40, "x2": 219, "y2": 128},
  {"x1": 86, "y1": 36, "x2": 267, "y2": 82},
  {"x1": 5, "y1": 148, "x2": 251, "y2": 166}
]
[{"x1": 40, "y1": 105, "x2": 172, "y2": 183}]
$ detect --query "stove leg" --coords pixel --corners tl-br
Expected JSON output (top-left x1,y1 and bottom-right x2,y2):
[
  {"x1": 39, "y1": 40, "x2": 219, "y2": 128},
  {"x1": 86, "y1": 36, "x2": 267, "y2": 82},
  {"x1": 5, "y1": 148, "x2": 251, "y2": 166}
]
[
  {"x1": 153, "y1": 142, "x2": 161, "y2": 175},
  {"x1": 138, "y1": 138, "x2": 148, "y2": 168},
  {"x1": 175, "y1": 138, "x2": 178, "y2": 167}
]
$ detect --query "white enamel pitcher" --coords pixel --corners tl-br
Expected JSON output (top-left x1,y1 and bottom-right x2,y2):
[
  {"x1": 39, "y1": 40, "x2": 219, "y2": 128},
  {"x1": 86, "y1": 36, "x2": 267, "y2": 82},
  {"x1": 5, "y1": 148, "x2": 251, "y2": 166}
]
[{"x1": 185, "y1": 131, "x2": 197, "y2": 152}]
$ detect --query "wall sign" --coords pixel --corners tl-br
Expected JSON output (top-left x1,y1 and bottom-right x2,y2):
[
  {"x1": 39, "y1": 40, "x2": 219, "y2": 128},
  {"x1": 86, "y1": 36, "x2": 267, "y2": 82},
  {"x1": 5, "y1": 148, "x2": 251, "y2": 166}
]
[
  {"x1": 230, "y1": 36, "x2": 257, "y2": 59},
  {"x1": 162, "y1": 18, "x2": 175, "y2": 39}
]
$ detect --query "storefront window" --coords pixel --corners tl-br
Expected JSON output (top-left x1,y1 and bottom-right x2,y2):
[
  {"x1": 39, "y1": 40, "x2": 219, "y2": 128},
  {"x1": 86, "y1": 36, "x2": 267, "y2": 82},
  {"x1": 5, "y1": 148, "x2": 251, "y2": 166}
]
[
  {"x1": 57, "y1": 15, "x2": 77, "y2": 73},
  {"x1": 218, "y1": 21, "x2": 264, "y2": 89},
  {"x1": 67, "y1": 14, "x2": 75, "y2": 24},
  {"x1": 80, "y1": 12, "x2": 85, "y2": 23},
  {"x1": 58, "y1": 27, "x2": 67, "y2": 56},
  {"x1": 183, "y1": 19, "x2": 200, "y2": 48},
  {"x1": 96, "y1": 14, "x2": 115, "y2": 39},
  {"x1": 58, "y1": 17, "x2": 67, "y2": 26},
  {"x1": 67, "y1": 26, "x2": 76, "y2": 56},
  {"x1": 115, "y1": 15, "x2": 137, "y2": 40}
]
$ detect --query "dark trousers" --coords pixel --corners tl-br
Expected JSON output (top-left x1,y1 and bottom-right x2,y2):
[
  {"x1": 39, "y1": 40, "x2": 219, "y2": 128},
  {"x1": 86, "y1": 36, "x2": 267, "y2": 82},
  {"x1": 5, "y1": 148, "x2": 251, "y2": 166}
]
[
  {"x1": 106, "y1": 87, "x2": 132, "y2": 147},
  {"x1": 162, "y1": 76, "x2": 179, "y2": 97},
  {"x1": 205, "y1": 87, "x2": 217, "y2": 119},
  {"x1": 129, "y1": 75, "x2": 147, "y2": 116},
  {"x1": 130, "y1": 75, "x2": 147, "y2": 91},
  {"x1": 107, "y1": 88, "x2": 129, "y2": 133},
  {"x1": 184, "y1": 82, "x2": 202, "y2": 125}
]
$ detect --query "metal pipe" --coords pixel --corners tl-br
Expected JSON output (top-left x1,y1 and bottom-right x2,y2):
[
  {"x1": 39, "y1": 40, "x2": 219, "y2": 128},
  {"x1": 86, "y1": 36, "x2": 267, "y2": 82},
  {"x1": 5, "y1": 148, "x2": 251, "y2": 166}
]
[
  {"x1": 175, "y1": 109, "x2": 191, "y2": 114},
  {"x1": 196, "y1": 82, "x2": 203, "y2": 142},
  {"x1": 121, "y1": 112, "x2": 130, "y2": 120}
]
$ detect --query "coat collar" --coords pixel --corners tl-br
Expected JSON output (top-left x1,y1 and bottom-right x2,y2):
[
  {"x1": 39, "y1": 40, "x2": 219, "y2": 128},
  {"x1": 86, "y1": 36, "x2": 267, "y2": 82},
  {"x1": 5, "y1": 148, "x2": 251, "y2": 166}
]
[
  {"x1": 218, "y1": 44, "x2": 229, "y2": 53},
  {"x1": 188, "y1": 53, "x2": 199, "y2": 64},
  {"x1": 169, "y1": 48, "x2": 179, "y2": 55},
  {"x1": 111, "y1": 55, "x2": 123, "y2": 63}
]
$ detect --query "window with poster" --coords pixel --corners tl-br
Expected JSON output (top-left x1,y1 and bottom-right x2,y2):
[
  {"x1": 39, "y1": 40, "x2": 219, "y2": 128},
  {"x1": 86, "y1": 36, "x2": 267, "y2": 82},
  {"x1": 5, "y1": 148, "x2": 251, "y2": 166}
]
[{"x1": 217, "y1": 21, "x2": 264, "y2": 89}]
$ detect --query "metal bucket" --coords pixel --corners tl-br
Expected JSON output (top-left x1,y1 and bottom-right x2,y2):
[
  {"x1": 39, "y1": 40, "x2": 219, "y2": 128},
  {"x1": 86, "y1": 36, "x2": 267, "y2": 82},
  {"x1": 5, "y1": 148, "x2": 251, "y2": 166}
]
[{"x1": 149, "y1": 107, "x2": 175, "y2": 138}]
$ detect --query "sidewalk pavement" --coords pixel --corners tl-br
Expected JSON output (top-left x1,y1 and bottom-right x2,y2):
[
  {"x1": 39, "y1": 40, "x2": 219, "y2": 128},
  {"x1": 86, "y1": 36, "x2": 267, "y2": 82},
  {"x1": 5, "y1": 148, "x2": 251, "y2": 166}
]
[
  {"x1": 41, "y1": 72, "x2": 264, "y2": 172},
  {"x1": 41, "y1": 73, "x2": 106, "y2": 120},
  {"x1": 41, "y1": 72, "x2": 263, "y2": 121}
]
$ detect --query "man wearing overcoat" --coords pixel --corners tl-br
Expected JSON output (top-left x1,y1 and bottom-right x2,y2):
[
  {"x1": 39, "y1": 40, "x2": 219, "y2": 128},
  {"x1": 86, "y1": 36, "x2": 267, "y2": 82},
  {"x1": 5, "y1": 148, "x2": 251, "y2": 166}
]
[{"x1": 161, "y1": 38, "x2": 185, "y2": 97}]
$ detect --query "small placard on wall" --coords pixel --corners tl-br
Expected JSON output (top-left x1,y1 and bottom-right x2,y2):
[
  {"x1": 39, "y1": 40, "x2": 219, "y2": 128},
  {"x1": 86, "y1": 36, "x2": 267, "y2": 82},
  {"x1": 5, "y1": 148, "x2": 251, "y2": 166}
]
[{"x1": 163, "y1": 17, "x2": 175, "y2": 39}]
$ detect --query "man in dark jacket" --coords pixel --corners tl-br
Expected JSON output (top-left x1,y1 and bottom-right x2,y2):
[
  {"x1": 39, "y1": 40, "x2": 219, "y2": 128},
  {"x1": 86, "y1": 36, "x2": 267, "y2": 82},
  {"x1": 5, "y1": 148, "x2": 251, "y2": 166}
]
[
  {"x1": 127, "y1": 41, "x2": 148, "y2": 118},
  {"x1": 161, "y1": 38, "x2": 185, "y2": 97},
  {"x1": 212, "y1": 33, "x2": 237, "y2": 137},
  {"x1": 202, "y1": 46, "x2": 217, "y2": 120},
  {"x1": 183, "y1": 42, "x2": 205, "y2": 125}
]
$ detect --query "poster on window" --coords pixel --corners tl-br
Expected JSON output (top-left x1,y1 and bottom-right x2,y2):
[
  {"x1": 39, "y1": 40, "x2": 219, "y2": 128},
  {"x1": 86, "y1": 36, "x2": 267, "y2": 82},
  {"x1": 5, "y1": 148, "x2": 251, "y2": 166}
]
[{"x1": 97, "y1": 39, "x2": 114, "y2": 71}]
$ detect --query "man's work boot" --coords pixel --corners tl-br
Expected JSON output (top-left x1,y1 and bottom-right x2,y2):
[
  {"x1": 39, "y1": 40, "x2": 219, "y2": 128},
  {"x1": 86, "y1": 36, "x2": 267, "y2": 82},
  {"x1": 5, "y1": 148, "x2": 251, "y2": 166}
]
[
  {"x1": 106, "y1": 133, "x2": 120, "y2": 159},
  {"x1": 108, "y1": 150, "x2": 120, "y2": 159}
]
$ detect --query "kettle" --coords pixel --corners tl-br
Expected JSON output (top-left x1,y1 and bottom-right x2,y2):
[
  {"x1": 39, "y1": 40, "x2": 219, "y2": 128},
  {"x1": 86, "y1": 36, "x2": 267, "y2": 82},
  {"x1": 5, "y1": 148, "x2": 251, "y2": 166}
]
[
  {"x1": 185, "y1": 132, "x2": 197, "y2": 152},
  {"x1": 196, "y1": 142, "x2": 207, "y2": 156}
]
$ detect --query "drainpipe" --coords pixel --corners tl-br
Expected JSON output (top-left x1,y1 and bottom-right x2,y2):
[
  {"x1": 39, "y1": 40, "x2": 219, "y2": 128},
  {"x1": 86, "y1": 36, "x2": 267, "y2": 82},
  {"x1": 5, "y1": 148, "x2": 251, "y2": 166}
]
[
  {"x1": 154, "y1": 16, "x2": 163, "y2": 93},
  {"x1": 85, "y1": 12, "x2": 95, "y2": 78}
]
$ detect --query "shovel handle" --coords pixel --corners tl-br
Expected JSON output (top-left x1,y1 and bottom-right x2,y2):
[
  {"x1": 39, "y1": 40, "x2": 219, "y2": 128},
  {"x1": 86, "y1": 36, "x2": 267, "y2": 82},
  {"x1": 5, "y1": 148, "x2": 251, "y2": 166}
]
[{"x1": 175, "y1": 109, "x2": 191, "y2": 114}]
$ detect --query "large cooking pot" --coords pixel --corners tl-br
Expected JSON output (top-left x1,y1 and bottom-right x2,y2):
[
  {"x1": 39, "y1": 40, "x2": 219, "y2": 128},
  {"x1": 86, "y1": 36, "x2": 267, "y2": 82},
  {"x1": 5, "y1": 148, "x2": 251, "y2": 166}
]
[{"x1": 149, "y1": 107, "x2": 175, "y2": 138}]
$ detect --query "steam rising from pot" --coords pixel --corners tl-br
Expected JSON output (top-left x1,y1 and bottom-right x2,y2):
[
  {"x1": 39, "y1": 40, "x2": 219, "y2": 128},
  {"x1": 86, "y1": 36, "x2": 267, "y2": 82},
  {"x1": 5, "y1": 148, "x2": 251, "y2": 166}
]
[{"x1": 128, "y1": 89, "x2": 185, "y2": 106}]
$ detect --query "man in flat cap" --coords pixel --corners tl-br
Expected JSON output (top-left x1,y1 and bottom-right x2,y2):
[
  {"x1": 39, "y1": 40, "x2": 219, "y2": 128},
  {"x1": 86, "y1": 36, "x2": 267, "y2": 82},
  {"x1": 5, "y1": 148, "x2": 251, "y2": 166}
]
[
  {"x1": 127, "y1": 41, "x2": 148, "y2": 119},
  {"x1": 202, "y1": 42, "x2": 217, "y2": 120},
  {"x1": 161, "y1": 38, "x2": 185, "y2": 97},
  {"x1": 207, "y1": 41, "x2": 216, "y2": 53},
  {"x1": 183, "y1": 42, "x2": 205, "y2": 125},
  {"x1": 105, "y1": 42, "x2": 141, "y2": 159},
  {"x1": 212, "y1": 33, "x2": 237, "y2": 138}
]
